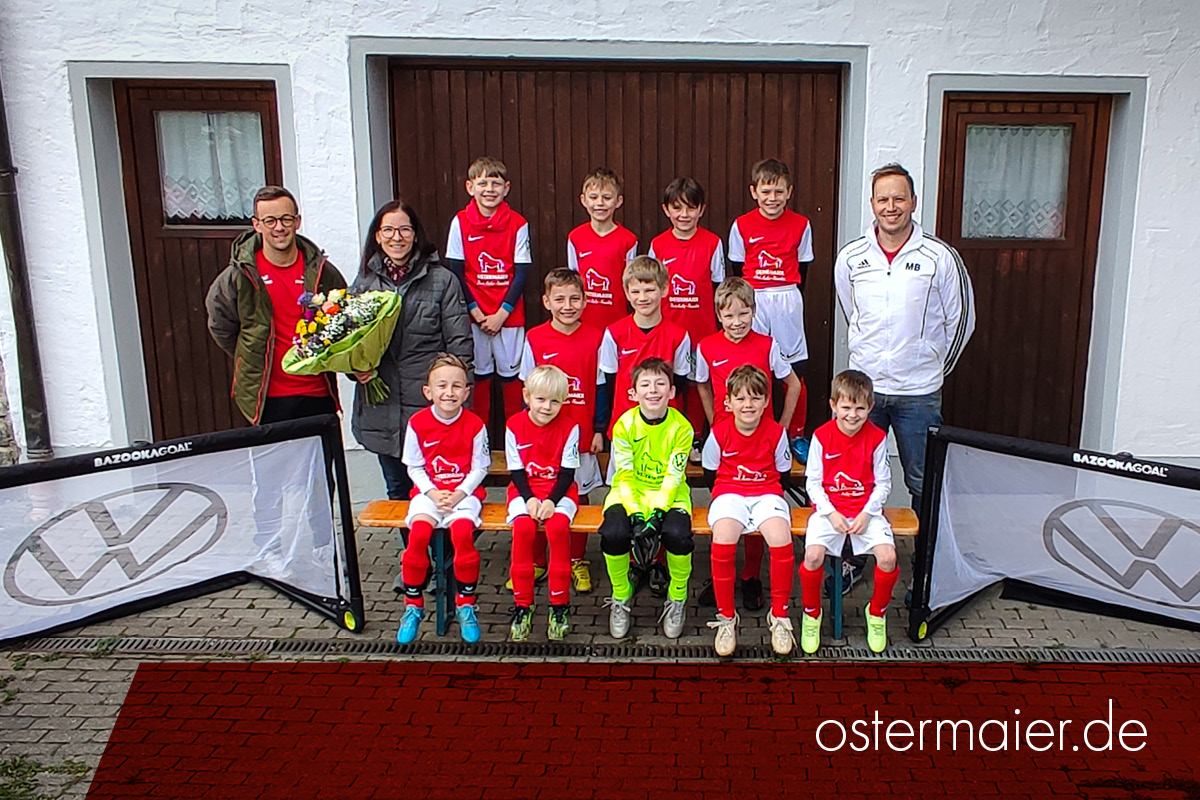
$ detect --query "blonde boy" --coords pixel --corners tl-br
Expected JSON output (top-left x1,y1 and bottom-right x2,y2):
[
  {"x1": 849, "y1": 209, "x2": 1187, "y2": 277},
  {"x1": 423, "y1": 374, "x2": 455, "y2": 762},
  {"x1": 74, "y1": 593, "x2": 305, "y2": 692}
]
[
  {"x1": 520, "y1": 268, "x2": 605, "y2": 592},
  {"x1": 727, "y1": 158, "x2": 814, "y2": 460},
  {"x1": 568, "y1": 167, "x2": 638, "y2": 330},
  {"x1": 397, "y1": 354, "x2": 490, "y2": 645},
  {"x1": 701, "y1": 366, "x2": 795, "y2": 656},
  {"x1": 445, "y1": 156, "x2": 531, "y2": 431},
  {"x1": 801, "y1": 370, "x2": 900, "y2": 654},
  {"x1": 505, "y1": 365, "x2": 581, "y2": 641},
  {"x1": 600, "y1": 358, "x2": 694, "y2": 640}
]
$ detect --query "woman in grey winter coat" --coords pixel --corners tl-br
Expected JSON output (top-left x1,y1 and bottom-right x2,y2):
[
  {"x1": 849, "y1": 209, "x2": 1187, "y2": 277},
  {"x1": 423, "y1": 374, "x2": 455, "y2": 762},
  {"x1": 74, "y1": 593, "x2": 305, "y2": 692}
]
[{"x1": 351, "y1": 200, "x2": 473, "y2": 499}]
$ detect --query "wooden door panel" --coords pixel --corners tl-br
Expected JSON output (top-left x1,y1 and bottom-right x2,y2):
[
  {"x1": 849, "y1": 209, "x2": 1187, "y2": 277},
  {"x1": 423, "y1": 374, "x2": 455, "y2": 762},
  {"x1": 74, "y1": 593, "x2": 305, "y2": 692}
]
[
  {"x1": 938, "y1": 93, "x2": 1110, "y2": 447},
  {"x1": 390, "y1": 59, "x2": 842, "y2": 430},
  {"x1": 114, "y1": 80, "x2": 282, "y2": 441}
]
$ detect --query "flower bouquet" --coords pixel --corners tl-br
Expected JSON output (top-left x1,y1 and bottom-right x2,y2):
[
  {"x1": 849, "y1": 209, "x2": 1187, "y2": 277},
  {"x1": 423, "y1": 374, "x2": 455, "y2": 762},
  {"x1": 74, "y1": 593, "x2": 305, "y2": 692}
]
[{"x1": 281, "y1": 288, "x2": 402, "y2": 404}]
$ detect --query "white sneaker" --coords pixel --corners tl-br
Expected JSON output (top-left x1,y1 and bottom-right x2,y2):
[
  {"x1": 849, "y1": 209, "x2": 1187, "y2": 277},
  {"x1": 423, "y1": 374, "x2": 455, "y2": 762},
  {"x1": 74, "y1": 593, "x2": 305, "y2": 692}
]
[
  {"x1": 767, "y1": 612, "x2": 796, "y2": 655},
  {"x1": 707, "y1": 613, "x2": 738, "y2": 656},
  {"x1": 604, "y1": 597, "x2": 632, "y2": 639},
  {"x1": 660, "y1": 598, "x2": 687, "y2": 639}
]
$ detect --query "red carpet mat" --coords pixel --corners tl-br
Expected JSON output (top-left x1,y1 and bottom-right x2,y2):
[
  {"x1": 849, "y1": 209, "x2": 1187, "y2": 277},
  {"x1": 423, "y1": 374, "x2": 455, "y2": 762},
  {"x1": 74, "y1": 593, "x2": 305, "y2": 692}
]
[{"x1": 89, "y1": 662, "x2": 1199, "y2": 799}]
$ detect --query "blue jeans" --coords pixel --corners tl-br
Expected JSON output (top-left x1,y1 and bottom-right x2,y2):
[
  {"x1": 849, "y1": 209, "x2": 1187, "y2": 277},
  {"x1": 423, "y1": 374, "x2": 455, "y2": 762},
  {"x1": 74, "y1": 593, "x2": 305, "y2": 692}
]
[{"x1": 868, "y1": 390, "x2": 942, "y2": 512}]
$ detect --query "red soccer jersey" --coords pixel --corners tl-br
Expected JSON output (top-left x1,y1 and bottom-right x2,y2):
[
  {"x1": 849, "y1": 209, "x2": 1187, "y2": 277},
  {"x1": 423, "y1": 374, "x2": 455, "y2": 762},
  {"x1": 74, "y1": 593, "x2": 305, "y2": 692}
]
[
  {"x1": 257, "y1": 250, "x2": 328, "y2": 398},
  {"x1": 504, "y1": 409, "x2": 581, "y2": 505},
  {"x1": 728, "y1": 208, "x2": 814, "y2": 289},
  {"x1": 447, "y1": 200, "x2": 530, "y2": 326},
  {"x1": 403, "y1": 406, "x2": 488, "y2": 500},
  {"x1": 568, "y1": 222, "x2": 638, "y2": 329},
  {"x1": 648, "y1": 227, "x2": 724, "y2": 340},
  {"x1": 693, "y1": 330, "x2": 789, "y2": 427},
  {"x1": 706, "y1": 417, "x2": 790, "y2": 498},
  {"x1": 810, "y1": 419, "x2": 888, "y2": 517},
  {"x1": 599, "y1": 316, "x2": 691, "y2": 438},
  {"x1": 521, "y1": 321, "x2": 604, "y2": 435}
]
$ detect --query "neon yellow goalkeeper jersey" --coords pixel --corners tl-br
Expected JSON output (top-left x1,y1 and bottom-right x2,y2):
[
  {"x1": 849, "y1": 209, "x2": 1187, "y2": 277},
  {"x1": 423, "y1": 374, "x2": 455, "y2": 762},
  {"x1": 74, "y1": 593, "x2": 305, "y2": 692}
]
[{"x1": 604, "y1": 406, "x2": 694, "y2": 515}]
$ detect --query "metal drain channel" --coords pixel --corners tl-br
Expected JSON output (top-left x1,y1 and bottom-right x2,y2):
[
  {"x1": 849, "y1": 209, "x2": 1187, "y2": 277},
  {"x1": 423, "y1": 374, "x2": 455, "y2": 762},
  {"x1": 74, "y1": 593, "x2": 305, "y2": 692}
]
[{"x1": 9, "y1": 636, "x2": 1200, "y2": 664}]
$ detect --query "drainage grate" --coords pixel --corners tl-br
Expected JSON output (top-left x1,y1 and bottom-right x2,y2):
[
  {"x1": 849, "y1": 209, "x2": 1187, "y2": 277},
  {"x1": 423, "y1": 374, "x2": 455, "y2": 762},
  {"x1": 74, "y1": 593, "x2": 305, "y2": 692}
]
[{"x1": 8, "y1": 636, "x2": 1200, "y2": 664}]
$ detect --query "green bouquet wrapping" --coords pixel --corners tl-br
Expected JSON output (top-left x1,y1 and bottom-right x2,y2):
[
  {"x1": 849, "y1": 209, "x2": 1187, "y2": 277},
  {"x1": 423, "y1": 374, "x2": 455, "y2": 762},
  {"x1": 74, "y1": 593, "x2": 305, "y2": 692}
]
[{"x1": 282, "y1": 289, "x2": 402, "y2": 404}]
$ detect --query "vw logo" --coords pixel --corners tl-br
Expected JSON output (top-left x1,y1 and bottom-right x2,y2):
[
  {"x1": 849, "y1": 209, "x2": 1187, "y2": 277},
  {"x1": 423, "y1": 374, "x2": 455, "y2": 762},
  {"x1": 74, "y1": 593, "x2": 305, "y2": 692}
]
[
  {"x1": 4, "y1": 483, "x2": 227, "y2": 606},
  {"x1": 1042, "y1": 498, "x2": 1200, "y2": 610}
]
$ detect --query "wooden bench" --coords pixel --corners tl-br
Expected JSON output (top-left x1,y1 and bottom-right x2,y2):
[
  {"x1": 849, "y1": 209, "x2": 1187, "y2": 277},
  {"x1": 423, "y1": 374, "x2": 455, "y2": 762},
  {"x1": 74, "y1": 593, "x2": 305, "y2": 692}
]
[{"x1": 358, "y1": 500, "x2": 917, "y2": 642}]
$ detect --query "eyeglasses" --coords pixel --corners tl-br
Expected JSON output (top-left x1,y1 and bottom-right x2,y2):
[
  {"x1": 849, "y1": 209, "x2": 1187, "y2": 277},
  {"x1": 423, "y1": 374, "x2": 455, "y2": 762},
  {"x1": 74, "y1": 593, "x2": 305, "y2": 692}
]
[
  {"x1": 379, "y1": 225, "x2": 415, "y2": 239},
  {"x1": 255, "y1": 215, "x2": 298, "y2": 229}
]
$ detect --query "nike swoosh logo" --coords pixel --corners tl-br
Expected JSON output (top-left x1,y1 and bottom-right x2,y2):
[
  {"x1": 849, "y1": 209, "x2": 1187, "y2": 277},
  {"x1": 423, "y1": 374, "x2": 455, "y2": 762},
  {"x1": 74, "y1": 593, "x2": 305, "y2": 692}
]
[
  {"x1": 543, "y1": 352, "x2": 558, "y2": 359},
  {"x1": 578, "y1": 251, "x2": 592, "y2": 258},
  {"x1": 620, "y1": 349, "x2": 637, "y2": 355},
  {"x1": 422, "y1": 440, "x2": 441, "y2": 448},
  {"x1": 663, "y1": 258, "x2": 677, "y2": 265},
  {"x1": 749, "y1": 236, "x2": 765, "y2": 243},
  {"x1": 722, "y1": 450, "x2": 739, "y2": 457},
  {"x1": 824, "y1": 453, "x2": 842, "y2": 459},
  {"x1": 517, "y1": 443, "x2": 533, "y2": 450},
  {"x1": 468, "y1": 235, "x2": 484, "y2": 242},
  {"x1": 712, "y1": 359, "x2": 729, "y2": 367},
  {"x1": 633, "y1": 436, "x2": 646, "y2": 443}
]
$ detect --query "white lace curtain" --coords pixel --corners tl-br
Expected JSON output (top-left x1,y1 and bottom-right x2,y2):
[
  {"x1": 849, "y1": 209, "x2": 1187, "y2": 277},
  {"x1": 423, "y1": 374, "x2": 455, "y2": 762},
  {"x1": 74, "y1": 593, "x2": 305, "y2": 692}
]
[
  {"x1": 962, "y1": 124, "x2": 1072, "y2": 239},
  {"x1": 156, "y1": 111, "x2": 266, "y2": 221}
]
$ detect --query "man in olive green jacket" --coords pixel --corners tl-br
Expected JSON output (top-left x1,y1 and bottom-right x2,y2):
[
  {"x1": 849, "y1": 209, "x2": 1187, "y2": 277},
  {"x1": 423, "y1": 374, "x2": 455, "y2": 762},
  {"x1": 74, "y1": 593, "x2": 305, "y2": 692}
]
[{"x1": 206, "y1": 186, "x2": 346, "y2": 425}]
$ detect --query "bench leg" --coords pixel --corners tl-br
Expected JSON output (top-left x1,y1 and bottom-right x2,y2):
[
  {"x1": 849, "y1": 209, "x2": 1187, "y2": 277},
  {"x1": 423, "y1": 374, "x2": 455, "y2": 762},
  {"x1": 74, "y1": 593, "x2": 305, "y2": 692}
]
[
  {"x1": 434, "y1": 531, "x2": 452, "y2": 636},
  {"x1": 828, "y1": 555, "x2": 846, "y2": 644}
]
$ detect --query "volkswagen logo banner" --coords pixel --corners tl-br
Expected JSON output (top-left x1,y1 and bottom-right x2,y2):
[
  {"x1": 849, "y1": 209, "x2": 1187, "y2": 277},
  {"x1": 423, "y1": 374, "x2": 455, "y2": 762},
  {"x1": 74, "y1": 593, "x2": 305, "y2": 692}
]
[
  {"x1": 908, "y1": 426, "x2": 1200, "y2": 641},
  {"x1": 0, "y1": 416, "x2": 363, "y2": 644}
]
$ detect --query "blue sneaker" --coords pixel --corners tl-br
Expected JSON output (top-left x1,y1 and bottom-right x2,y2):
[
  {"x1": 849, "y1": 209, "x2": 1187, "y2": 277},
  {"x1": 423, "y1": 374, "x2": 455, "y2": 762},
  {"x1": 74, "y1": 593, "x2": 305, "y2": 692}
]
[
  {"x1": 791, "y1": 436, "x2": 810, "y2": 464},
  {"x1": 456, "y1": 604, "x2": 482, "y2": 643},
  {"x1": 396, "y1": 604, "x2": 423, "y2": 644}
]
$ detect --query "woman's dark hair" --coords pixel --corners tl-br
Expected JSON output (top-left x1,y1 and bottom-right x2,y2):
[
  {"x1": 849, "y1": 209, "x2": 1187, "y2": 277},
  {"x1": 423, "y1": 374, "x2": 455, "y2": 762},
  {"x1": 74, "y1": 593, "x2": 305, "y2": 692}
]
[{"x1": 359, "y1": 199, "x2": 438, "y2": 278}]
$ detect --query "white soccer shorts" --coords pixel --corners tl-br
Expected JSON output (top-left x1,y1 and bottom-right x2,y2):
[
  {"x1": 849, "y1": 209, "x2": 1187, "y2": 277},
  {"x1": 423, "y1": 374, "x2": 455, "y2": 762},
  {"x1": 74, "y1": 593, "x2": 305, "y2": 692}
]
[
  {"x1": 752, "y1": 285, "x2": 808, "y2": 363},
  {"x1": 505, "y1": 496, "x2": 579, "y2": 525},
  {"x1": 404, "y1": 493, "x2": 484, "y2": 528},
  {"x1": 804, "y1": 512, "x2": 894, "y2": 556},
  {"x1": 472, "y1": 324, "x2": 525, "y2": 378},
  {"x1": 707, "y1": 493, "x2": 791, "y2": 533}
]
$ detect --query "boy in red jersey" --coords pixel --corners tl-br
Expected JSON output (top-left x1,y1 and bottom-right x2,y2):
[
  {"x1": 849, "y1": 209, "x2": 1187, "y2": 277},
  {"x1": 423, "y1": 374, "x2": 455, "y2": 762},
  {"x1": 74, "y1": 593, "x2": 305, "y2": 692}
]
[
  {"x1": 445, "y1": 156, "x2": 532, "y2": 433},
  {"x1": 568, "y1": 167, "x2": 638, "y2": 330},
  {"x1": 505, "y1": 365, "x2": 581, "y2": 641},
  {"x1": 693, "y1": 277, "x2": 802, "y2": 612},
  {"x1": 596, "y1": 256, "x2": 692, "y2": 460},
  {"x1": 701, "y1": 366, "x2": 796, "y2": 656},
  {"x1": 396, "y1": 354, "x2": 490, "y2": 645},
  {"x1": 520, "y1": 268, "x2": 605, "y2": 593},
  {"x1": 727, "y1": 158, "x2": 815, "y2": 462},
  {"x1": 801, "y1": 370, "x2": 900, "y2": 654},
  {"x1": 648, "y1": 177, "x2": 725, "y2": 457}
]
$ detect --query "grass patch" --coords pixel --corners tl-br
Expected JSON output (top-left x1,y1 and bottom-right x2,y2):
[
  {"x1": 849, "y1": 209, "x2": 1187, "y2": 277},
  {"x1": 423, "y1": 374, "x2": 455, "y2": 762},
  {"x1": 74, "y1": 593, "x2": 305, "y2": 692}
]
[{"x1": 0, "y1": 755, "x2": 89, "y2": 800}]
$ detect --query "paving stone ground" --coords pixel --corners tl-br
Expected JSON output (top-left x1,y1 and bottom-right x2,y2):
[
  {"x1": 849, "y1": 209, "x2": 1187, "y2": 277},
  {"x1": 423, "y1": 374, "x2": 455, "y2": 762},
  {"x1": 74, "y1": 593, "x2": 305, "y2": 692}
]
[{"x1": 2, "y1": 491, "x2": 1197, "y2": 798}]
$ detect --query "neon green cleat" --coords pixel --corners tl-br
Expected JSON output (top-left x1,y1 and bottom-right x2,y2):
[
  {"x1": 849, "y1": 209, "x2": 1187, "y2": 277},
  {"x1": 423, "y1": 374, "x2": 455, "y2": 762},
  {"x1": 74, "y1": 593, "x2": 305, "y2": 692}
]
[
  {"x1": 800, "y1": 611, "x2": 822, "y2": 655},
  {"x1": 865, "y1": 605, "x2": 888, "y2": 653},
  {"x1": 571, "y1": 560, "x2": 593, "y2": 593},
  {"x1": 547, "y1": 605, "x2": 571, "y2": 640},
  {"x1": 505, "y1": 565, "x2": 547, "y2": 591},
  {"x1": 509, "y1": 605, "x2": 534, "y2": 641}
]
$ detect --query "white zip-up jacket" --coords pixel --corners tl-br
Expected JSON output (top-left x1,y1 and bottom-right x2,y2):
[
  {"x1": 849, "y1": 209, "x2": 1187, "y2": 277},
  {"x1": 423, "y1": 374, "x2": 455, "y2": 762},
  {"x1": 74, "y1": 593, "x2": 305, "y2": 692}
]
[{"x1": 834, "y1": 222, "x2": 975, "y2": 396}]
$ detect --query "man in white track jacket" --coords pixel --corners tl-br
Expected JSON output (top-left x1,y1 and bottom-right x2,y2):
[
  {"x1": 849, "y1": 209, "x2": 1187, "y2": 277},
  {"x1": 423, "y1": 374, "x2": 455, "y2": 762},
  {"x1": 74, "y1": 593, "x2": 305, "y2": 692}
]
[{"x1": 833, "y1": 163, "x2": 975, "y2": 513}]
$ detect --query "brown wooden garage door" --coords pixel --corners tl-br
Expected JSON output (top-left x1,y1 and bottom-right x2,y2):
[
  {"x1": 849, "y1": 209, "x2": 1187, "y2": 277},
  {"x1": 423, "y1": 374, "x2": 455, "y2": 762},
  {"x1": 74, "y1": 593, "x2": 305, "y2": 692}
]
[{"x1": 389, "y1": 58, "x2": 842, "y2": 431}]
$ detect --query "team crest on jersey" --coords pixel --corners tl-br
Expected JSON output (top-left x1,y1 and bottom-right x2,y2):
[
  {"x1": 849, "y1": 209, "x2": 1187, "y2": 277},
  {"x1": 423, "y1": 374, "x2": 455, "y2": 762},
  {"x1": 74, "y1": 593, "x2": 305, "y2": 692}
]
[
  {"x1": 636, "y1": 451, "x2": 666, "y2": 483},
  {"x1": 526, "y1": 461, "x2": 558, "y2": 481},
  {"x1": 668, "y1": 273, "x2": 699, "y2": 309},
  {"x1": 565, "y1": 374, "x2": 584, "y2": 404},
  {"x1": 735, "y1": 464, "x2": 767, "y2": 482},
  {"x1": 584, "y1": 268, "x2": 612, "y2": 302},
  {"x1": 430, "y1": 455, "x2": 465, "y2": 484},
  {"x1": 477, "y1": 251, "x2": 509, "y2": 284},
  {"x1": 757, "y1": 251, "x2": 785, "y2": 280},
  {"x1": 830, "y1": 471, "x2": 865, "y2": 497}
]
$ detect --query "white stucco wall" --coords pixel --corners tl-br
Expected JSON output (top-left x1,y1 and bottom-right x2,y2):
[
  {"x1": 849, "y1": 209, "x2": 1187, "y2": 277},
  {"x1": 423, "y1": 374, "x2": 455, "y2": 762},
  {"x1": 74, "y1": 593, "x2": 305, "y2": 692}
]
[{"x1": 0, "y1": 0, "x2": 1196, "y2": 458}]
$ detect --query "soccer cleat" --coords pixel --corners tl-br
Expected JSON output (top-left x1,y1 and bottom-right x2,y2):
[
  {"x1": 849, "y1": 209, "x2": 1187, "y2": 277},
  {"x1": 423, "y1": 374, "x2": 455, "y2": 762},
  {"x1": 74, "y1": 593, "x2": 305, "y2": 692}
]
[
  {"x1": 505, "y1": 565, "x2": 548, "y2": 591},
  {"x1": 790, "y1": 436, "x2": 810, "y2": 465},
  {"x1": 604, "y1": 597, "x2": 632, "y2": 639},
  {"x1": 456, "y1": 604, "x2": 482, "y2": 643},
  {"x1": 824, "y1": 559, "x2": 865, "y2": 598},
  {"x1": 689, "y1": 445, "x2": 703, "y2": 464},
  {"x1": 548, "y1": 605, "x2": 571, "y2": 640},
  {"x1": 767, "y1": 612, "x2": 796, "y2": 655},
  {"x1": 740, "y1": 577, "x2": 764, "y2": 611},
  {"x1": 396, "y1": 604, "x2": 424, "y2": 644},
  {"x1": 697, "y1": 578, "x2": 716, "y2": 608},
  {"x1": 571, "y1": 560, "x2": 593, "y2": 593},
  {"x1": 707, "y1": 613, "x2": 738, "y2": 656},
  {"x1": 865, "y1": 605, "x2": 888, "y2": 653},
  {"x1": 509, "y1": 605, "x2": 534, "y2": 641},
  {"x1": 800, "y1": 611, "x2": 822, "y2": 654},
  {"x1": 648, "y1": 562, "x2": 670, "y2": 599},
  {"x1": 660, "y1": 598, "x2": 687, "y2": 639}
]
